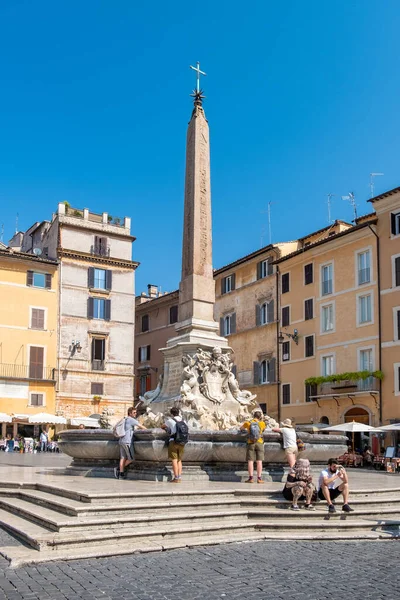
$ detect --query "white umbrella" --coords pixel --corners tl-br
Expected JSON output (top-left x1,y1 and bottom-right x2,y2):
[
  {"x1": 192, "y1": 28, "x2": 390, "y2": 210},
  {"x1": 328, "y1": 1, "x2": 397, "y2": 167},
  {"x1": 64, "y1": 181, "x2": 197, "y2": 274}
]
[
  {"x1": 324, "y1": 421, "x2": 378, "y2": 452},
  {"x1": 28, "y1": 413, "x2": 67, "y2": 425},
  {"x1": 378, "y1": 423, "x2": 400, "y2": 432},
  {"x1": 0, "y1": 413, "x2": 12, "y2": 423}
]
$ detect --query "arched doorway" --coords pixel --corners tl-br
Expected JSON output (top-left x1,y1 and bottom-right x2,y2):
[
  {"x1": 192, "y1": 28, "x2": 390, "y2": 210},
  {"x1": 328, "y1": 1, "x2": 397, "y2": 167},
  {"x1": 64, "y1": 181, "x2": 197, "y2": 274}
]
[
  {"x1": 320, "y1": 416, "x2": 330, "y2": 425},
  {"x1": 344, "y1": 407, "x2": 370, "y2": 425}
]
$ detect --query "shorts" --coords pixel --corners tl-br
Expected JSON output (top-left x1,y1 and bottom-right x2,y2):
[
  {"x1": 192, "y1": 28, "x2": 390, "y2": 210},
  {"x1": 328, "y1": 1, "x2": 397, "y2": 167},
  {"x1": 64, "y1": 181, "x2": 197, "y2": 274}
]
[
  {"x1": 318, "y1": 486, "x2": 342, "y2": 501},
  {"x1": 285, "y1": 446, "x2": 298, "y2": 456},
  {"x1": 246, "y1": 441, "x2": 265, "y2": 462},
  {"x1": 119, "y1": 443, "x2": 134, "y2": 460},
  {"x1": 168, "y1": 441, "x2": 185, "y2": 461}
]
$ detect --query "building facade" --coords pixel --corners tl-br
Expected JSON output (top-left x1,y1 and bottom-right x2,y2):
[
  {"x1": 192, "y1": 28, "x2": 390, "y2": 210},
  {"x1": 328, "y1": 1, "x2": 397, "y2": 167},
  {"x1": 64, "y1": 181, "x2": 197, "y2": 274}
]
[
  {"x1": 0, "y1": 247, "x2": 58, "y2": 438},
  {"x1": 370, "y1": 188, "x2": 400, "y2": 425},
  {"x1": 275, "y1": 218, "x2": 380, "y2": 428}
]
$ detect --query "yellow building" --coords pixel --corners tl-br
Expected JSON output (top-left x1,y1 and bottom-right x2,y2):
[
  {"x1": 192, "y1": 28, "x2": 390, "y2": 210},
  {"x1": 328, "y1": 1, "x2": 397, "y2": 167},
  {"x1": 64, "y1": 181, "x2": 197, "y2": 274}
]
[
  {"x1": 0, "y1": 246, "x2": 58, "y2": 438},
  {"x1": 275, "y1": 218, "x2": 381, "y2": 430},
  {"x1": 370, "y1": 187, "x2": 400, "y2": 425}
]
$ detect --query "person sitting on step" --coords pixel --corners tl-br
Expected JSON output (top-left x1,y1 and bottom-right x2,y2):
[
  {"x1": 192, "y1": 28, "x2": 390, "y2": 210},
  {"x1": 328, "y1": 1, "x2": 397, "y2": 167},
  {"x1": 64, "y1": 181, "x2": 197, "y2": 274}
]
[
  {"x1": 318, "y1": 458, "x2": 354, "y2": 513},
  {"x1": 282, "y1": 458, "x2": 316, "y2": 511}
]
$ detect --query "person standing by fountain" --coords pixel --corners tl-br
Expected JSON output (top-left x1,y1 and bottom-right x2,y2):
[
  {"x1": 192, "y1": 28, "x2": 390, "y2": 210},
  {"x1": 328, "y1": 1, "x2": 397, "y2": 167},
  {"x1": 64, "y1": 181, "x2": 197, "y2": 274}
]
[
  {"x1": 240, "y1": 410, "x2": 266, "y2": 483},
  {"x1": 162, "y1": 407, "x2": 189, "y2": 484},
  {"x1": 114, "y1": 407, "x2": 147, "y2": 480},
  {"x1": 273, "y1": 418, "x2": 298, "y2": 468}
]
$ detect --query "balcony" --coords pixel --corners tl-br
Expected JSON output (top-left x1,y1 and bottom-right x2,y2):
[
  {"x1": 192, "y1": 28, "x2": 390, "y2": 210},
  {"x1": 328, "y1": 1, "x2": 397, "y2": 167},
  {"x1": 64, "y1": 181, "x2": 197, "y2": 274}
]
[
  {"x1": 0, "y1": 363, "x2": 56, "y2": 382},
  {"x1": 92, "y1": 360, "x2": 105, "y2": 371},
  {"x1": 313, "y1": 377, "x2": 380, "y2": 401},
  {"x1": 90, "y1": 244, "x2": 110, "y2": 257}
]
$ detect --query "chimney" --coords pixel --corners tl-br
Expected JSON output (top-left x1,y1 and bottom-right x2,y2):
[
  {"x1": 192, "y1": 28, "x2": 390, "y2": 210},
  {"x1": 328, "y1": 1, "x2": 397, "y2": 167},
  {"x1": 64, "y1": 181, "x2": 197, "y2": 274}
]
[{"x1": 147, "y1": 284, "x2": 159, "y2": 298}]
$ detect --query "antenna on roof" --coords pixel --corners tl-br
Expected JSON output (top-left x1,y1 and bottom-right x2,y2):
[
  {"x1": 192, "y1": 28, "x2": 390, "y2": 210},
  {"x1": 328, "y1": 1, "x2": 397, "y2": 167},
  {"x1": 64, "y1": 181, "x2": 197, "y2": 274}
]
[
  {"x1": 260, "y1": 202, "x2": 274, "y2": 247},
  {"x1": 327, "y1": 194, "x2": 334, "y2": 224},
  {"x1": 342, "y1": 192, "x2": 358, "y2": 221},
  {"x1": 15, "y1": 213, "x2": 19, "y2": 234},
  {"x1": 0, "y1": 224, "x2": 3, "y2": 243},
  {"x1": 370, "y1": 172, "x2": 384, "y2": 198}
]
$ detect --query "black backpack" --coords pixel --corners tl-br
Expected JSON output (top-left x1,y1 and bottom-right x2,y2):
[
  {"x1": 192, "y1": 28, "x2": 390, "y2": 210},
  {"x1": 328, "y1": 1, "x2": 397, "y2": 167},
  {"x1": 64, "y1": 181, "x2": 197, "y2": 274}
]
[{"x1": 174, "y1": 419, "x2": 189, "y2": 445}]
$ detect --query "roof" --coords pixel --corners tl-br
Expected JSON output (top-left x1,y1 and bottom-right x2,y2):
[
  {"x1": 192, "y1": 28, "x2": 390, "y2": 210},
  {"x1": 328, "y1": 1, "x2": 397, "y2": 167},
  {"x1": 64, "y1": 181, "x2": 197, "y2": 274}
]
[
  {"x1": 274, "y1": 220, "x2": 377, "y2": 265},
  {"x1": 0, "y1": 248, "x2": 58, "y2": 266},
  {"x1": 354, "y1": 212, "x2": 376, "y2": 224},
  {"x1": 368, "y1": 185, "x2": 400, "y2": 203},
  {"x1": 298, "y1": 220, "x2": 352, "y2": 242},
  {"x1": 135, "y1": 289, "x2": 179, "y2": 310},
  {"x1": 214, "y1": 244, "x2": 276, "y2": 276}
]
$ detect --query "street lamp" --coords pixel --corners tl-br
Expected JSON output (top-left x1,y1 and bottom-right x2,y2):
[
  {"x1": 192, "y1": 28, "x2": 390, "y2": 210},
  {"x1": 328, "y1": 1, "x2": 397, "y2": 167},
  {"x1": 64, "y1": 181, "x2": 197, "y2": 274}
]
[{"x1": 278, "y1": 329, "x2": 299, "y2": 345}]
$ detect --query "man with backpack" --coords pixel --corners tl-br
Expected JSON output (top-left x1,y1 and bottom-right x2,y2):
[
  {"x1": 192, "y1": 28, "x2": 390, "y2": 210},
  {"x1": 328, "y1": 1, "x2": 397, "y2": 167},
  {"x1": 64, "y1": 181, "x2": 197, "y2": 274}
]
[
  {"x1": 162, "y1": 406, "x2": 189, "y2": 483},
  {"x1": 240, "y1": 410, "x2": 266, "y2": 483},
  {"x1": 114, "y1": 407, "x2": 147, "y2": 479}
]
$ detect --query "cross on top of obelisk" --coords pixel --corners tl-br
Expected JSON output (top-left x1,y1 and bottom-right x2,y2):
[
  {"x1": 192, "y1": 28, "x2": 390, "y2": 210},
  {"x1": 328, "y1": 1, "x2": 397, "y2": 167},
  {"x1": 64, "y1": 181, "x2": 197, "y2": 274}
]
[{"x1": 190, "y1": 61, "x2": 206, "y2": 104}]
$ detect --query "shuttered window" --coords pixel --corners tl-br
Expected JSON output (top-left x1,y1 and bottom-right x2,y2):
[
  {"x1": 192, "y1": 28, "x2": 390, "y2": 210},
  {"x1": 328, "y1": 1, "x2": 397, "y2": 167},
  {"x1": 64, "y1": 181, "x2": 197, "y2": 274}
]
[
  {"x1": 282, "y1": 384, "x2": 291, "y2": 405},
  {"x1": 391, "y1": 212, "x2": 400, "y2": 236},
  {"x1": 27, "y1": 271, "x2": 51, "y2": 289},
  {"x1": 221, "y1": 274, "x2": 236, "y2": 294},
  {"x1": 91, "y1": 383, "x2": 104, "y2": 395},
  {"x1": 305, "y1": 383, "x2": 317, "y2": 402},
  {"x1": 88, "y1": 298, "x2": 111, "y2": 320},
  {"x1": 304, "y1": 299, "x2": 313, "y2": 320},
  {"x1": 31, "y1": 308, "x2": 45, "y2": 330},
  {"x1": 304, "y1": 264, "x2": 313, "y2": 285},
  {"x1": 88, "y1": 268, "x2": 112, "y2": 290},
  {"x1": 281, "y1": 306, "x2": 290, "y2": 327},
  {"x1": 257, "y1": 259, "x2": 273, "y2": 280},
  {"x1": 395, "y1": 257, "x2": 400, "y2": 287},
  {"x1": 30, "y1": 393, "x2": 44, "y2": 406},
  {"x1": 397, "y1": 310, "x2": 400, "y2": 341},
  {"x1": 281, "y1": 273, "x2": 290, "y2": 294},
  {"x1": 305, "y1": 335, "x2": 314, "y2": 357},
  {"x1": 142, "y1": 315, "x2": 150, "y2": 332},
  {"x1": 138, "y1": 345, "x2": 151, "y2": 362},
  {"x1": 254, "y1": 358, "x2": 276, "y2": 384},
  {"x1": 29, "y1": 347, "x2": 44, "y2": 379},
  {"x1": 282, "y1": 341, "x2": 290, "y2": 362}
]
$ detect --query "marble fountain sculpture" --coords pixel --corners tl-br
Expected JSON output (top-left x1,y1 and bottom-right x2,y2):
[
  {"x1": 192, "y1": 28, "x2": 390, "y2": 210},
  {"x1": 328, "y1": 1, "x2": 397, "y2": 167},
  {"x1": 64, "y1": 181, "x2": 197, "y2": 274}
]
[{"x1": 59, "y1": 73, "x2": 347, "y2": 480}]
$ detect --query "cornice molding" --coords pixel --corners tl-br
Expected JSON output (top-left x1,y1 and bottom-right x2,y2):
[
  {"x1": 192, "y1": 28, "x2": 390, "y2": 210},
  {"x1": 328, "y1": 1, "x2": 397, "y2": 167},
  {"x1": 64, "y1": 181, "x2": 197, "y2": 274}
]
[{"x1": 58, "y1": 248, "x2": 139, "y2": 269}]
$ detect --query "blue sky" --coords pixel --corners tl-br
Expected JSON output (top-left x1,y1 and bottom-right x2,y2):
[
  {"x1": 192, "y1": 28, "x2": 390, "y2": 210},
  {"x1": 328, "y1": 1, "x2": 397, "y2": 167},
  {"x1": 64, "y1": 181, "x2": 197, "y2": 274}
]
[{"x1": 0, "y1": 1, "x2": 399, "y2": 294}]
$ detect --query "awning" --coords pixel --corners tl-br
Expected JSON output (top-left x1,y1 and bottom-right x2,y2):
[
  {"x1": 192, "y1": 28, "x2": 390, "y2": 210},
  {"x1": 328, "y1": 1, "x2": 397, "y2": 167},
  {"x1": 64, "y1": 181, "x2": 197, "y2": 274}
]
[
  {"x1": 69, "y1": 417, "x2": 100, "y2": 428},
  {"x1": 28, "y1": 413, "x2": 67, "y2": 425},
  {"x1": 0, "y1": 413, "x2": 12, "y2": 423}
]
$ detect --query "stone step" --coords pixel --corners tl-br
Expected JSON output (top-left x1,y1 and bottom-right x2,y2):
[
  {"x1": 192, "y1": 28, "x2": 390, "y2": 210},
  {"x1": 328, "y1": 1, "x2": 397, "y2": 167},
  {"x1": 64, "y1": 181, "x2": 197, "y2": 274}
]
[
  {"x1": 234, "y1": 487, "x2": 400, "y2": 497},
  {"x1": 0, "y1": 508, "x2": 51, "y2": 550},
  {"x1": 241, "y1": 496, "x2": 400, "y2": 509}
]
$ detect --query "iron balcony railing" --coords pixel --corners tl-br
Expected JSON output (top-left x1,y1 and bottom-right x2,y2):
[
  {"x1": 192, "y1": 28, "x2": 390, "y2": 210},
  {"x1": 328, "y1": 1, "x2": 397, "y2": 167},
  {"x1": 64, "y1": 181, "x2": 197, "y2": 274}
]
[
  {"x1": 0, "y1": 363, "x2": 56, "y2": 382},
  {"x1": 316, "y1": 377, "x2": 379, "y2": 398},
  {"x1": 92, "y1": 360, "x2": 105, "y2": 371},
  {"x1": 90, "y1": 245, "x2": 110, "y2": 257}
]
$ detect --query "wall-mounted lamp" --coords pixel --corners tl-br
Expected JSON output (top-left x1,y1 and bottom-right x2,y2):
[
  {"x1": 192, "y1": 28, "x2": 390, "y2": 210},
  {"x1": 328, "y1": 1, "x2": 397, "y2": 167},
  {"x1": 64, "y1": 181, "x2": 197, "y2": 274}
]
[
  {"x1": 278, "y1": 329, "x2": 299, "y2": 345},
  {"x1": 71, "y1": 340, "x2": 82, "y2": 353}
]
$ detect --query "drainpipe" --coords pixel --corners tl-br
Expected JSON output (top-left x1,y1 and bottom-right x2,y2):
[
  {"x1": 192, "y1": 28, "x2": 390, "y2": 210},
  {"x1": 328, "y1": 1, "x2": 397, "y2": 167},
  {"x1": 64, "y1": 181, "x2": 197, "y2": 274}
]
[
  {"x1": 368, "y1": 223, "x2": 382, "y2": 425},
  {"x1": 275, "y1": 263, "x2": 281, "y2": 424}
]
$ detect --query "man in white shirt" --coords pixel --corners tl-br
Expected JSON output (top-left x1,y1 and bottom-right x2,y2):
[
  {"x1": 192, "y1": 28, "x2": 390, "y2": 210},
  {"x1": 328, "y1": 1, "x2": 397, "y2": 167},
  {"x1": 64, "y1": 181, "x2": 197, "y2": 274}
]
[
  {"x1": 162, "y1": 406, "x2": 188, "y2": 483},
  {"x1": 273, "y1": 418, "x2": 298, "y2": 468},
  {"x1": 318, "y1": 458, "x2": 354, "y2": 514}
]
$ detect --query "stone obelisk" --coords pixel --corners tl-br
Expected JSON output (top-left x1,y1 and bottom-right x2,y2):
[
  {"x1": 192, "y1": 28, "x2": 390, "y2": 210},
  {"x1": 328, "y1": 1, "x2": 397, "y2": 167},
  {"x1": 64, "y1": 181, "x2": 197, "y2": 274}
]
[{"x1": 149, "y1": 74, "x2": 229, "y2": 408}]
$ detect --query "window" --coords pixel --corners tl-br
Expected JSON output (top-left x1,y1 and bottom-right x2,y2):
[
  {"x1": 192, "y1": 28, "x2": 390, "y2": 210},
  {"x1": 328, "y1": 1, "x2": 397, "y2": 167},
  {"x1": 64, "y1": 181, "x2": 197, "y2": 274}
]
[
  {"x1": 92, "y1": 338, "x2": 105, "y2": 370},
  {"x1": 138, "y1": 345, "x2": 151, "y2": 362},
  {"x1": 304, "y1": 263, "x2": 313, "y2": 285},
  {"x1": 88, "y1": 297, "x2": 110, "y2": 320},
  {"x1": 357, "y1": 250, "x2": 371, "y2": 285},
  {"x1": 360, "y1": 349, "x2": 373, "y2": 372},
  {"x1": 282, "y1": 341, "x2": 290, "y2": 361},
  {"x1": 282, "y1": 384, "x2": 291, "y2": 405},
  {"x1": 281, "y1": 306, "x2": 290, "y2": 327},
  {"x1": 169, "y1": 305, "x2": 178, "y2": 324},
  {"x1": 222, "y1": 314, "x2": 236, "y2": 336},
  {"x1": 259, "y1": 403, "x2": 267, "y2": 415},
  {"x1": 282, "y1": 273, "x2": 290, "y2": 294},
  {"x1": 257, "y1": 259, "x2": 273, "y2": 280},
  {"x1": 359, "y1": 294, "x2": 372, "y2": 324},
  {"x1": 141, "y1": 314, "x2": 149, "y2": 332},
  {"x1": 31, "y1": 308, "x2": 45, "y2": 330},
  {"x1": 322, "y1": 355, "x2": 334, "y2": 376},
  {"x1": 391, "y1": 212, "x2": 400, "y2": 236},
  {"x1": 394, "y1": 256, "x2": 400, "y2": 287},
  {"x1": 221, "y1": 274, "x2": 235, "y2": 294},
  {"x1": 321, "y1": 264, "x2": 333, "y2": 296},
  {"x1": 305, "y1": 383, "x2": 317, "y2": 402},
  {"x1": 321, "y1": 304, "x2": 334, "y2": 332},
  {"x1": 396, "y1": 309, "x2": 400, "y2": 341},
  {"x1": 29, "y1": 346, "x2": 44, "y2": 379},
  {"x1": 139, "y1": 374, "x2": 149, "y2": 397},
  {"x1": 257, "y1": 300, "x2": 274, "y2": 326},
  {"x1": 305, "y1": 335, "x2": 314, "y2": 357},
  {"x1": 395, "y1": 363, "x2": 400, "y2": 396},
  {"x1": 304, "y1": 298, "x2": 313, "y2": 320},
  {"x1": 254, "y1": 358, "x2": 276, "y2": 384},
  {"x1": 93, "y1": 235, "x2": 109, "y2": 256},
  {"x1": 27, "y1": 271, "x2": 51, "y2": 289},
  {"x1": 88, "y1": 268, "x2": 112, "y2": 291},
  {"x1": 30, "y1": 393, "x2": 44, "y2": 407},
  {"x1": 91, "y1": 382, "x2": 104, "y2": 395}
]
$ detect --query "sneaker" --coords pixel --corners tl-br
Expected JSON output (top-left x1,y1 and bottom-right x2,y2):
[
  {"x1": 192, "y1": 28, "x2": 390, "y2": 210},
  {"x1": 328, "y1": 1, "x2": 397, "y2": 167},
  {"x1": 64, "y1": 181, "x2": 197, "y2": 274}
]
[
  {"x1": 342, "y1": 504, "x2": 355, "y2": 513},
  {"x1": 113, "y1": 467, "x2": 120, "y2": 480},
  {"x1": 328, "y1": 504, "x2": 336, "y2": 514},
  {"x1": 290, "y1": 505, "x2": 300, "y2": 511},
  {"x1": 305, "y1": 504, "x2": 316, "y2": 511},
  {"x1": 257, "y1": 478, "x2": 264, "y2": 484},
  {"x1": 245, "y1": 478, "x2": 254, "y2": 484},
  {"x1": 170, "y1": 478, "x2": 180, "y2": 483}
]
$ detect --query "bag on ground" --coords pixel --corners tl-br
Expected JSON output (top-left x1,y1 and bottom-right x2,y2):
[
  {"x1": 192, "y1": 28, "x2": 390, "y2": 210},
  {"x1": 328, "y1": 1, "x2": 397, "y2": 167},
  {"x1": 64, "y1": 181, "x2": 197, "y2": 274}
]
[
  {"x1": 113, "y1": 418, "x2": 126, "y2": 439},
  {"x1": 174, "y1": 419, "x2": 189, "y2": 445},
  {"x1": 248, "y1": 420, "x2": 261, "y2": 443},
  {"x1": 296, "y1": 438, "x2": 305, "y2": 452}
]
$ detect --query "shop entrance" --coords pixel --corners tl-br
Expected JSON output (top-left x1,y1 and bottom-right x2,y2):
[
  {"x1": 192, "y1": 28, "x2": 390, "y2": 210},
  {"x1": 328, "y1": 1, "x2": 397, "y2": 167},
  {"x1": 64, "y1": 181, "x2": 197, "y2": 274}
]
[{"x1": 344, "y1": 407, "x2": 371, "y2": 452}]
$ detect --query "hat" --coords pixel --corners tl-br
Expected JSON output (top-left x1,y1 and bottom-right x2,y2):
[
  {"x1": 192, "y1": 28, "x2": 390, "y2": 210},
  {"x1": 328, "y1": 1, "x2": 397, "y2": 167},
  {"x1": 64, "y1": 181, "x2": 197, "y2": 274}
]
[{"x1": 281, "y1": 418, "x2": 293, "y2": 428}]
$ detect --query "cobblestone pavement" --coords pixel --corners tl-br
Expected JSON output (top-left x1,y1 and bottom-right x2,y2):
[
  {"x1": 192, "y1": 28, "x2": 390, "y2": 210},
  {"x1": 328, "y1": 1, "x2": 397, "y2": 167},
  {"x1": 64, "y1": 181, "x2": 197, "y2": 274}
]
[{"x1": 0, "y1": 528, "x2": 398, "y2": 600}]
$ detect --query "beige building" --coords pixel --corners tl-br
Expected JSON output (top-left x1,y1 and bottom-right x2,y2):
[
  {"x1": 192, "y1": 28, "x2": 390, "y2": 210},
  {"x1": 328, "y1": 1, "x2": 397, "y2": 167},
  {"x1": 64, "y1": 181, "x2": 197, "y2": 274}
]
[
  {"x1": 275, "y1": 218, "x2": 380, "y2": 428},
  {"x1": 369, "y1": 187, "x2": 400, "y2": 425}
]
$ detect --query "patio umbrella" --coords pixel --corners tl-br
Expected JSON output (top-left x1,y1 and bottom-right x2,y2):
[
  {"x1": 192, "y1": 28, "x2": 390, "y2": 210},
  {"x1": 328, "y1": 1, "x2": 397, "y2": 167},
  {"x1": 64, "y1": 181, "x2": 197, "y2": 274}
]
[
  {"x1": 378, "y1": 423, "x2": 400, "y2": 431},
  {"x1": 28, "y1": 413, "x2": 67, "y2": 425},
  {"x1": 0, "y1": 413, "x2": 12, "y2": 423},
  {"x1": 324, "y1": 421, "x2": 377, "y2": 452}
]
